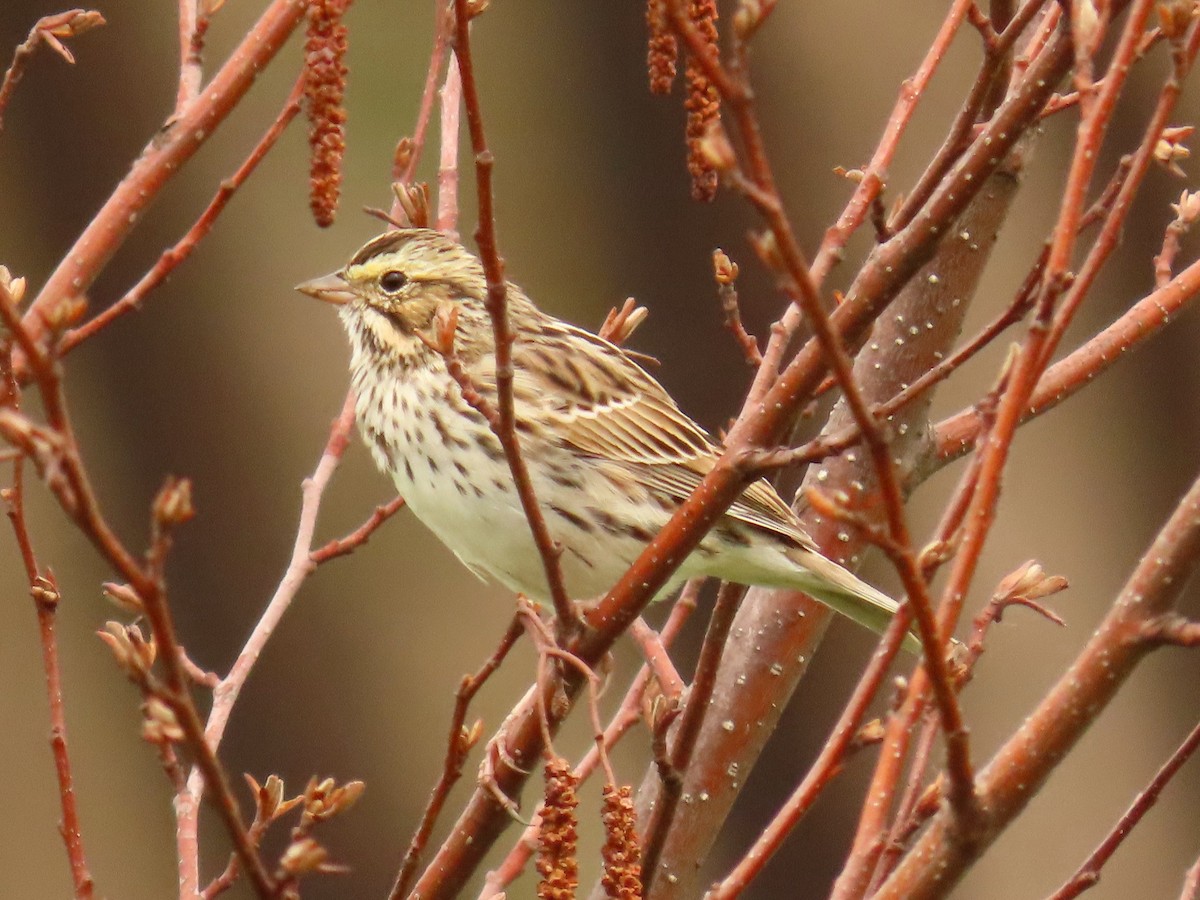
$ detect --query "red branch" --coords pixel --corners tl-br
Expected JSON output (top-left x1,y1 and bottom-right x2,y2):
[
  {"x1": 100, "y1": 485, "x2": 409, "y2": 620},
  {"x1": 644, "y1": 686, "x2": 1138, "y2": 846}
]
[
  {"x1": 411, "y1": 13, "x2": 1079, "y2": 899},
  {"x1": 874, "y1": 470, "x2": 1200, "y2": 897},
  {"x1": 178, "y1": 391, "x2": 393, "y2": 896},
  {"x1": 436, "y1": 52, "x2": 463, "y2": 236},
  {"x1": 176, "y1": 0, "x2": 204, "y2": 110},
  {"x1": 18, "y1": 0, "x2": 305, "y2": 359},
  {"x1": 0, "y1": 283, "x2": 275, "y2": 897},
  {"x1": 1048, "y1": 717, "x2": 1200, "y2": 900},
  {"x1": 3, "y1": 461, "x2": 94, "y2": 899},
  {"x1": 388, "y1": 618, "x2": 523, "y2": 900},
  {"x1": 58, "y1": 75, "x2": 306, "y2": 358},
  {"x1": 309, "y1": 496, "x2": 405, "y2": 564},
  {"x1": 450, "y1": 0, "x2": 577, "y2": 632},
  {"x1": 391, "y1": 0, "x2": 452, "y2": 203},
  {"x1": 639, "y1": 582, "x2": 744, "y2": 888}
]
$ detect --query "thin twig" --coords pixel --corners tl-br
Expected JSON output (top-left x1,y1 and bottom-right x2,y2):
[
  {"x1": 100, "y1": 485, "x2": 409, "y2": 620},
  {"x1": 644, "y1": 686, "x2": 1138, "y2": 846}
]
[
  {"x1": 3, "y1": 460, "x2": 94, "y2": 899},
  {"x1": 627, "y1": 617, "x2": 686, "y2": 701},
  {"x1": 450, "y1": 0, "x2": 578, "y2": 634},
  {"x1": 1048, "y1": 717, "x2": 1200, "y2": 900},
  {"x1": 177, "y1": 0, "x2": 204, "y2": 111},
  {"x1": 59, "y1": 75, "x2": 306, "y2": 357},
  {"x1": 713, "y1": 250, "x2": 761, "y2": 366},
  {"x1": 1182, "y1": 855, "x2": 1200, "y2": 900},
  {"x1": 390, "y1": 0, "x2": 452, "y2": 221},
  {"x1": 1153, "y1": 200, "x2": 1193, "y2": 289},
  {"x1": 1045, "y1": 0, "x2": 1155, "y2": 283},
  {"x1": 1, "y1": 285, "x2": 275, "y2": 897},
  {"x1": 309, "y1": 496, "x2": 405, "y2": 564},
  {"x1": 389, "y1": 617, "x2": 523, "y2": 900},
  {"x1": 0, "y1": 9, "x2": 104, "y2": 136},
  {"x1": 17, "y1": 0, "x2": 305, "y2": 366},
  {"x1": 436, "y1": 52, "x2": 463, "y2": 237},
  {"x1": 178, "y1": 391, "x2": 369, "y2": 896},
  {"x1": 641, "y1": 582, "x2": 744, "y2": 891},
  {"x1": 518, "y1": 600, "x2": 615, "y2": 780},
  {"x1": 871, "y1": 711, "x2": 942, "y2": 890}
]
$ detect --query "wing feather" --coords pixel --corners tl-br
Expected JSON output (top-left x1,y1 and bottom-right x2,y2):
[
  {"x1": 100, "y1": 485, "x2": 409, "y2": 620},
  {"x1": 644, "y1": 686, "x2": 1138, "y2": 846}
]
[{"x1": 492, "y1": 320, "x2": 819, "y2": 553}]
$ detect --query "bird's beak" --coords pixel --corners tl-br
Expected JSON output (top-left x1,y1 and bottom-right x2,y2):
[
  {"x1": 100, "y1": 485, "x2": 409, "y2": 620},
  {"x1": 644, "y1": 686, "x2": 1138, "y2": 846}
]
[{"x1": 295, "y1": 271, "x2": 355, "y2": 306}]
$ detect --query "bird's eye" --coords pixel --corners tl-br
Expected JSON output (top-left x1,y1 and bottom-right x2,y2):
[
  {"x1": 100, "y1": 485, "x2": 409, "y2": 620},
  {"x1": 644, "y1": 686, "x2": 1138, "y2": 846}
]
[{"x1": 379, "y1": 270, "x2": 408, "y2": 293}]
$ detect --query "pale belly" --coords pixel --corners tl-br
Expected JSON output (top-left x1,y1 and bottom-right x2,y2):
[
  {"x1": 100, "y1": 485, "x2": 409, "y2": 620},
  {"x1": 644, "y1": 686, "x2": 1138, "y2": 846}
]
[{"x1": 355, "y1": 376, "x2": 663, "y2": 602}]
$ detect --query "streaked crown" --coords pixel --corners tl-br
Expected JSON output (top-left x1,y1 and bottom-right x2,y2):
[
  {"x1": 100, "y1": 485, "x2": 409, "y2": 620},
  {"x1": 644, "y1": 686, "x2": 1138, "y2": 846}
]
[
  {"x1": 342, "y1": 228, "x2": 485, "y2": 311},
  {"x1": 335, "y1": 228, "x2": 505, "y2": 347}
]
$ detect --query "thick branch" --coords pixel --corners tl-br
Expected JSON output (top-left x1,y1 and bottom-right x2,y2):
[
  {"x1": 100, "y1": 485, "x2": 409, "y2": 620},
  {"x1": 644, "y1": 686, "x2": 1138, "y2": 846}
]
[
  {"x1": 643, "y1": 156, "x2": 1024, "y2": 898},
  {"x1": 936, "y1": 250, "x2": 1200, "y2": 462},
  {"x1": 19, "y1": 0, "x2": 304, "y2": 355},
  {"x1": 874, "y1": 471, "x2": 1200, "y2": 898},
  {"x1": 413, "y1": 15, "x2": 1076, "y2": 900}
]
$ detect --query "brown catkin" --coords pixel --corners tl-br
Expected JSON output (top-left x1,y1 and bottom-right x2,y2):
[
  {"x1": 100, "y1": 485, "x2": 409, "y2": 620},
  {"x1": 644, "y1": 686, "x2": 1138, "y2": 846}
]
[
  {"x1": 646, "y1": 0, "x2": 678, "y2": 94},
  {"x1": 305, "y1": 0, "x2": 351, "y2": 228},
  {"x1": 601, "y1": 784, "x2": 643, "y2": 899},
  {"x1": 684, "y1": 0, "x2": 720, "y2": 202},
  {"x1": 537, "y1": 758, "x2": 580, "y2": 900}
]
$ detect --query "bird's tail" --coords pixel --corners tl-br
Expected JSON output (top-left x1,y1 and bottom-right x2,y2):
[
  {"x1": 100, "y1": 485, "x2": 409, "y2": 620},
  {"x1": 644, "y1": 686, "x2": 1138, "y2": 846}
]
[{"x1": 785, "y1": 547, "x2": 924, "y2": 656}]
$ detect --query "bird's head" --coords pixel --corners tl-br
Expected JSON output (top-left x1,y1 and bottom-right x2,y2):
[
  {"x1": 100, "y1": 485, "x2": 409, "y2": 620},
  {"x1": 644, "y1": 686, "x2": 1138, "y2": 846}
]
[{"x1": 297, "y1": 228, "x2": 503, "y2": 359}]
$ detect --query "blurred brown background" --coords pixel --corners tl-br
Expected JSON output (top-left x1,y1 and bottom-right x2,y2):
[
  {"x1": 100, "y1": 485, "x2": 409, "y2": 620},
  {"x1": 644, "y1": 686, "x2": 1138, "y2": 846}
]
[{"x1": 1, "y1": 2, "x2": 1199, "y2": 898}]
